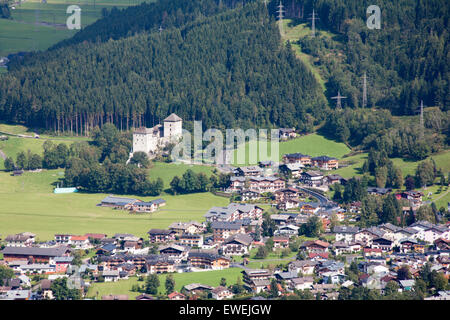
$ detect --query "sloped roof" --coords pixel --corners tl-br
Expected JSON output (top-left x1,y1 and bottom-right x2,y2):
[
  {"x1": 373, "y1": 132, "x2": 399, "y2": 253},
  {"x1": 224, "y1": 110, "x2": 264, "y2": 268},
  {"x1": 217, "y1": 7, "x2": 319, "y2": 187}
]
[{"x1": 164, "y1": 113, "x2": 182, "y2": 122}]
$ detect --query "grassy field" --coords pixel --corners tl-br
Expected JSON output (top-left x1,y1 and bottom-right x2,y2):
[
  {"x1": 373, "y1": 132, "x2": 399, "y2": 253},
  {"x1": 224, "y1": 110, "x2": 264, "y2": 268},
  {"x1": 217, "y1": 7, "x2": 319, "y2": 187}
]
[
  {"x1": 87, "y1": 268, "x2": 244, "y2": 299},
  {"x1": 232, "y1": 133, "x2": 351, "y2": 166},
  {"x1": 0, "y1": 169, "x2": 229, "y2": 241},
  {"x1": 148, "y1": 161, "x2": 217, "y2": 189},
  {"x1": 392, "y1": 150, "x2": 450, "y2": 177},
  {"x1": 333, "y1": 152, "x2": 368, "y2": 179},
  {"x1": 0, "y1": 0, "x2": 153, "y2": 57}
]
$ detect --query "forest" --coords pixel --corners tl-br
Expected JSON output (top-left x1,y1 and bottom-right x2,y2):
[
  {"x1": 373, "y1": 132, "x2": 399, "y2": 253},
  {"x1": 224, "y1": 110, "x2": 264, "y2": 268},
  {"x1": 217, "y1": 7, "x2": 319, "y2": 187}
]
[{"x1": 0, "y1": 1, "x2": 326, "y2": 134}]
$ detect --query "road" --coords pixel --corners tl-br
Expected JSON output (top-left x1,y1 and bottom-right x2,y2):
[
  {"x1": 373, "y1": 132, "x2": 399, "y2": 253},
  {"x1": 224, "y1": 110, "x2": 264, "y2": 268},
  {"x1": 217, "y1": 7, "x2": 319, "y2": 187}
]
[{"x1": 297, "y1": 186, "x2": 331, "y2": 205}]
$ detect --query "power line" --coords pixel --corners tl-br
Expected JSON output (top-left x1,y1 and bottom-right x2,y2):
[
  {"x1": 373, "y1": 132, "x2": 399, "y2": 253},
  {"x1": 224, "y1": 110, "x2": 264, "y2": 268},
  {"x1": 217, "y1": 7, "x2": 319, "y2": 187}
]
[
  {"x1": 362, "y1": 72, "x2": 368, "y2": 108},
  {"x1": 307, "y1": 8, "x2": 319, "y2": 37},
  {"x1": 331, "y1": 91, "x2": 347, "y2": 109},
  {"x1": 276, "y1": 1, "x2": 284, "y2": 36}
]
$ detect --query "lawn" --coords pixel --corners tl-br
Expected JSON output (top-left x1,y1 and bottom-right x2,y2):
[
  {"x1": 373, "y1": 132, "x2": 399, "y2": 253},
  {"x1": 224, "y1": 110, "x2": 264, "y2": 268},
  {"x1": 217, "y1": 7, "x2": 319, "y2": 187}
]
[
  {"x1": 148, "y1": 161, "x2": 217, "y2": 189},
  {"x1": 392, "y1": 149, "x2": 450, "y2": 177},
  {"x1": 0, "y1": 169, "x2": 229, "y2": 241},
  {"x1": 232, "y1": 133, "x2": 351, "y2": 166},
  {"x1": 87, "y1": 268, "x2": 244, "y2": 299},
  {"x1": 0, "y1": 0, "x2": 153, "y2": 57},
  {"x1": 333, "y1": 152, "x2": 368, "y2": 179}
]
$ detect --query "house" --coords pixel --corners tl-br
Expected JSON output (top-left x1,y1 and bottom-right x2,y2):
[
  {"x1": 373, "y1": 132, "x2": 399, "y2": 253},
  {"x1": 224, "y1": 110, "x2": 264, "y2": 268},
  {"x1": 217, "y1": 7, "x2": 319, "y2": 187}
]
[
  {"x1": 178, "y1": 234, "x2": 204, "y2": 248},
  {"x1": 169, "y1": 221, "x2": 204, "y2": 235},
  {"x1": 0, "y1": 289, "x2": 31, "y2": 300},
  {"x1": 187, "y1": 251, "x2": 230, "y2": 270},
  {"x1": 50, "y1": 256, "x2": 73, "y2": 273},
  {"x1": 371, "y1": 237, "x2": 394, "y2": 252},
  {"x1": 290, "y1": 276, "x2": 314, "y2": 291},
  {"x1": 239, "y1": 190, "x2": 262, "y2": 201},
  {"x1": 1, "y1": 246, "x2": 70, "y2": 263},
  {"x1": 279, "y1": 163, "x2": 304, "y2": 178},
  {"x1": 147, "y1": 229, "x2": 176, "y2": 243},
  {"x1": 275, "y1": 224, "x2": 299, "y2": 237},
  {"x1": 85, "y1": 233, "x2": 107, "y2": 242},
  {"x1": 135, "y1": 294, "x2": 155, "y2": 300},
  {"x1": 300, "y1": 240, "x2": 330, "y2": 253},
  {"x1": 399, "y1": 280, "x2": 415, "y2": 292},
  {"x1": 168, "y1": 291, "x2": 186, "y2": 300},
  {"x1": 211, "y1": 221, "x2": 245, "y2": 242},
  {"x1": 434, "y1": 238, "x2": 450, "y2": 250},
  {"x1": 400, "y1": 191, "x2": 424, "y2": 208},
  {"x1": 283, "y1": 153, "x2": 312, "y2": 166},
  {"x1": 99, "y1": 195, "x2": 140, "y2": 209},
  {"x1": 183, "y1": 283, "x2": 214, "y2": 295},
  {"x1": 228, "y1": 177, "x2": 246, "y2": 192},
  {"x1": 4, "y1": 233, "x2": 36, "y2": 247},
  {"x1": 96, "y1": 244, "x2": 116, "y2": 255},
  {"x1": 211, "y1": 286, "x2": 234, "y2": 300},
  {"x1": 159, "y1": 244, "x2": 188, "y2": 262},
  {"x1": 70, "y1": 235, "x2": 91, "y2": 249},
  {"x1": 248, "y1": 176, "x2": 285, "y2": 193},
  {"x1": 204, "y1": 203, "x2": 263, "y2": 222},
  {"x1": 270, "y1": 214, "x2": 291, "y2": 226},
  {"x1": 311, "y1": 156, "x2": 339, "y2": 170},
  {"x1": 322, "y1": 272, "x2": 347, "y2": 284},
  {"x1": 288, "y1": 260, "x2": 318, "y2": 275},
  {"x1": 221, "y1": 234, "x2": 253, "y2": 256},
  {"x1": 300, "y1": 171, "x2": 324, "y2": 187},
  {"x1": 333, "y1": 225, "x2": 359, "y2": 243},
  {"x1": 102, "y1": 270, "x2": 120, "y2": 282},
  {"x1": 146, "y1": 256, "x2": 175, "y2": 274},
  {"x1": 242, "y1": 269, "x2": 272, "y2": 293},
  {"x1": 325, "y1": 174, "x2": 346, "y2": 185},
  {"x1": 235, "y1": 166, "x2": 264, "y2": 177},
  {"x1": 279, "y1": 128, "x2": 297, "y2": 140},
  {"x1": 367, "y1": 187, "x2": 392, "y2": 196},
  {"x1": 277, "y1": 199, "x2": 300, "y2": 211},
  {"x1": 40, "y1": 279, "x2": 53, "y2": 300},
  {"x1": 355, "y1": 227, "x2": 386, "y2": 245},
  {"x1": 298, "y1": 202, "x2": 321, "y2": 214},
  {"x1": 272, "y1": 236, "x2": 290, "y2": 250}
]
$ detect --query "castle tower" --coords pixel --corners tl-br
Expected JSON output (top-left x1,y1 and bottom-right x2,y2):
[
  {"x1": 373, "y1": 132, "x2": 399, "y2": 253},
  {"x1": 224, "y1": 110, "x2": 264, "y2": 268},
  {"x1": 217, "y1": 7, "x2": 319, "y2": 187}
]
[{"x1": 163, "y1": 113, "x2": 183, "y2": 139}]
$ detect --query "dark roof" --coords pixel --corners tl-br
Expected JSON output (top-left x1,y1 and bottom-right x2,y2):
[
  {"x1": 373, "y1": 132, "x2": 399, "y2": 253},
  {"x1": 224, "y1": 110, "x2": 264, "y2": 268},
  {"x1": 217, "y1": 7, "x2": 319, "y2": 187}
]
[
  {"x1": 211, "y1": 221, "x2": 243, "y2": 230},
  {"x1": 284, "y1": 153, "x2": 310, "y2": 159},
  {"x1": 147, "y1": 229, "x2": 173, "y2": 235},
  {"x1": 1, "y1": 246, "x2": 69, "y2": 257},
  {"x1": 312, "y1": 156, "x2": 337, "y2": 161}
]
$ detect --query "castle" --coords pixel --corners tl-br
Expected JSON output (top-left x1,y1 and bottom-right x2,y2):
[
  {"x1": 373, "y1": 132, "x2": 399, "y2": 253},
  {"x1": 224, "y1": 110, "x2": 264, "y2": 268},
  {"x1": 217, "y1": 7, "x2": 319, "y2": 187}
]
[{"x1": 132, "y1": 113, "x2": 182, "y2": 156}]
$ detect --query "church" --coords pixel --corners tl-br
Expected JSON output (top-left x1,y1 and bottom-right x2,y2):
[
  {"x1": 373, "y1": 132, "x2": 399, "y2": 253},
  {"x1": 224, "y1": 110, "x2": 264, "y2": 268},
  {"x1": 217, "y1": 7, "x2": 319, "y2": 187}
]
[{"x1": 132, "y1": 113, "x2": 182, "y2": 156}]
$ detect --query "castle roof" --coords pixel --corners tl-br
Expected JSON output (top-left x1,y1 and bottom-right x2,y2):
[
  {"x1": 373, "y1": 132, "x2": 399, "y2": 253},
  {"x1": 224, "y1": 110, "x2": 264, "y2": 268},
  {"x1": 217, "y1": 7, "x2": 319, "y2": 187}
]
[{"x1": 164, "y1": 113, "x2": 182, "y2": 122}]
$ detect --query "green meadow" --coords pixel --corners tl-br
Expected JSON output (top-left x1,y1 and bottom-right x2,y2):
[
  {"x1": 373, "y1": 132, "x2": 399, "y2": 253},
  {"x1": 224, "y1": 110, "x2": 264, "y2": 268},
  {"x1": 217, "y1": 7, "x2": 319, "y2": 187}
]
[
  {"x1": 0, "y1": 169, "x2": 229, "y2": 241},
  {"x1": 232, "y1": 133, "x2": 351, "y2": 166},
  {"x1": 0, "y1": 0, "x2": 152, "y2": 57},
  {"x1": 87, "y1": 268, "x2": 244, "y2": 299}
]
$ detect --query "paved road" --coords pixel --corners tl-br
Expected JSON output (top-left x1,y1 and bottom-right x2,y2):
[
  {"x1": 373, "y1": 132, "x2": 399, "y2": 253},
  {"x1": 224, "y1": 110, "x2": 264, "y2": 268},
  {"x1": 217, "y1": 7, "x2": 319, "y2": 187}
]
[{"x1": 297, "y1": 186, "x2": 330, "y2": 205}]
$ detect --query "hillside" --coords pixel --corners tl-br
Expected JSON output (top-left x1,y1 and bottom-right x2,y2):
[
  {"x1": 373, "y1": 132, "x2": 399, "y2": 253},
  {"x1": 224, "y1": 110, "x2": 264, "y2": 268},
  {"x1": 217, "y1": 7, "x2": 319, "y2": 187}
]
[{"x1": 0, "y1": 1, "x2": 327, "y2": 133}]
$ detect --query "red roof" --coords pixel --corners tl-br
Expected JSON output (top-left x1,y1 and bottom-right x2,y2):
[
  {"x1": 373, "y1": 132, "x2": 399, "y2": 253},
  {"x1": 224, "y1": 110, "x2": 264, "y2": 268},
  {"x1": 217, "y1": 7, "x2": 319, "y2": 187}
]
[
  {"x1": 85, "y1": 233, "x2": 107, "y2": 239},
  {"x1": 168, "y1": 291, "x2": 185, "y2": 299},
  {"x1": 363, "y1": 248, "x2": 382, "y2": 253},
  {"x1": 309, "y1": 252, "x2": 328, "y2": 259},
  {"x1": 71, "y1": 235, "x2": 88, "y2": 241}
]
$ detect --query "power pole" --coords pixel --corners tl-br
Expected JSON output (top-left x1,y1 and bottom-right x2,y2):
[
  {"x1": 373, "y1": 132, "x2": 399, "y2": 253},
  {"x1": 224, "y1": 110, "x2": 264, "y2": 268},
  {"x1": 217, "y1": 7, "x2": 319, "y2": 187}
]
[
  {"x1": 362, "y1": 72, "x2": 368, "y2": 108},
  {"x1": 331, "y1": 91, "x2": 347, "y2": 109},
  {"x1": 276, "y1": 1, "x2": 284, "y2": 36},
  {"x1": 308, "y1": 8, "x2": 319, "y2": 37},
  {"x1": 159, "y1": 25, "x2": 163, "y2": 34},
  {"x1": 419, "y1": 100, "x2": 425, "y2": 139}
]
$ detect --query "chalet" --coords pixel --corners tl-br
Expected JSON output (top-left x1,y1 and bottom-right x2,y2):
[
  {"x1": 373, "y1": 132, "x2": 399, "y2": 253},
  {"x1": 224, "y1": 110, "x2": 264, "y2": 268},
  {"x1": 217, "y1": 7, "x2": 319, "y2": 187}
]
[
  {"x1": 283, "y1": 153, "x2": 312, "y2": 166},
  {"x1": 311, "y1": 156, "x2": 339, "y2": 170},
  {"x1": 333, "y1": 225, "x2": 359, "y2": 243},
  {"x1": 239, "y1": 189, "x2": 262, "y2": 201},
  {"x1": 147, "y1": 229, "x2": 176, "y2": 243},
  {"x1": 274, "y1": 187, "x2": 300, "y2": 202},
  {"x1": 168, "y1": 291, "x2": 186, "y2": 300},
  {"x1": 99, "y1": 195, "x2": 140, "y2": 209},
  {"x1": 300, "y1": 171, "x2": 324, "y2": 187},
  {"x1": 298, "y1": 202, "x2": 321, "y2": 214},
  {"x1": 363, "y1": 248, "x2": 383, "y2": 257},
  {"x1": 146, "y1": 256, "x2": 175, "y2": 274},
  {"x1": 228, "y1": 176, "x2": 246, "y2": 192},
  {"x1": 178, "y1": 234, "x2": 203, "y2": 247},
  {"x1": 221, "y1": 233, "x2": 253, "y2": 256},
  {"x1": 378, "y1": 223, "x2": 402, "y2": 242},
  {"x1": 85, "y1": 233, "x2": 107, "y2": 242},
  {"x1": 290, "y1": 276, "x2": 314, "y2": 291},
  {"x1": 1, "y1": 246, "x2": 70, "y2": 263},
  {"x1": 211, "y1": 221, "x2": 245, "y2": 242},
  {"x1": 5, "y1": 233, "x2": 36, "y2": 247},
  {"x1": 367, "y1": 187, "x2": 392, "y2": 196},
  {"x1": 187, "y1": 251, "x2": 230, "y2": 270},
  {"x1": 275, "y1": 224, "x2": 300, "y2": 237},
  {"x1": 235, "y1": 166, "x2": 263, "y2": 177},
  {"x1": 123, "y1": 241, "x2": 141, "y2": 253},
  {"x1": 422, "y1": 225, "x2": 449, "y2": 243},
  {"x1": 70, "y1": 235, "x2": 91, "y2": 249},
  {"x1": 398, "y1": 238, "x2": 419, "y2": 253},
  {"x1": 96, "y1": 244, "x2": 116, "y2": 255},
  {"x1": 355, "y1": 227, "x2": 386, "y2": 245},
  {"x1": 277, "y1": 198, "x2": 299, "y2": 211},
  {"x1": 242, "y1": 269, "x2": 272, "y2": 294},
  {"x1": 248, "y1": 176, "x2": 285, "y2": 192},
  {"x1": 102, "y1": 270, "x2": 120, "y2": 282},
  {"x1": 169, "y1": 221, "x2": 204, "y2": 235},
  {"x1": 159, "y1": 244, "x2": 188, "y2": 262},
  {"x1": 204, "y1": 203, "x2": 263, "y2": 222},
  {"x1": 325, "y1": 174, "x2": 346, "y2": 185},
  {"x1": 279, "y1": 163, "x2": 304, "y2": 178},
  {"x1": 371, "y1": 237, "x2": 394, "y2": 252},
  {"x1": 400, "y1": 191, "x2": 423, "y2": 208},
  {"x1": 273, "y1": 236, "x2": 290, "y2": 250},
  {"x1": 434, "y1": 238, "x2": 450, "y2": 250},
  {"x1": 183, "y1": 283, "x2": 214, "y2": 295},
  {"x1": 135, "y1": 294, "x2": 155, "y2": 300},
  {"x1": 300, "y1": 240, "x2": 330, "y2": 253},
  {"x1": 50, "y1": 256, "x2": 73, "y2": 273},
  {"x1": 211, "y1": 286, "x2": 234, "y2": 300},
  {"x1": 270, "y1": 214, "x2": 291, "y2": 226},
  {"x1": 279, "y1": 128, "x2": 297, "y2": 140}
]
